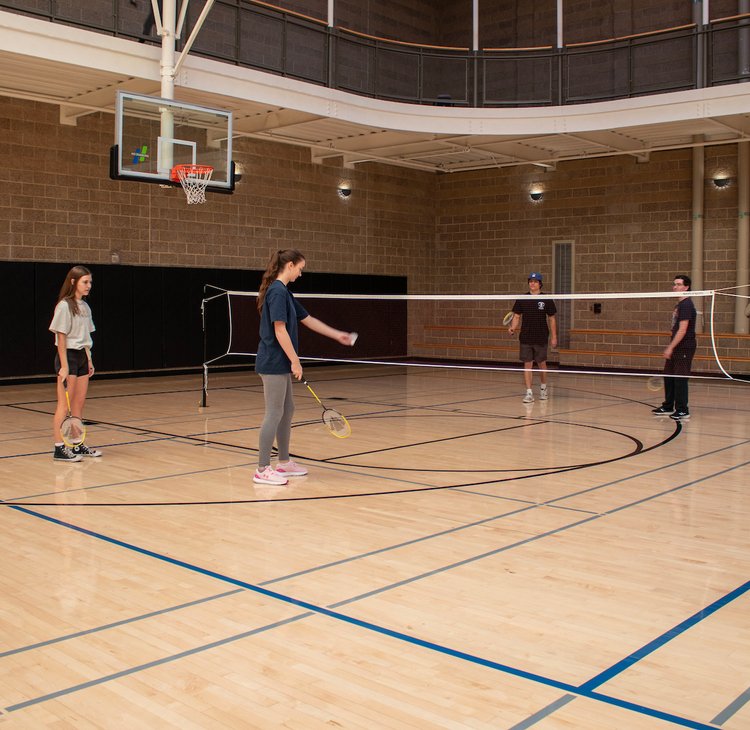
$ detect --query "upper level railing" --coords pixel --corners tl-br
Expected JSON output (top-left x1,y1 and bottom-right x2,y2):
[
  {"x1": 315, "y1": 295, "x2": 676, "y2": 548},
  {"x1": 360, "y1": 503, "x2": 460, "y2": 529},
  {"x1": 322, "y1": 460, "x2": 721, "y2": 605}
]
[{"x1": 1, "y1": 0, "x2": 748, "y2": 107}]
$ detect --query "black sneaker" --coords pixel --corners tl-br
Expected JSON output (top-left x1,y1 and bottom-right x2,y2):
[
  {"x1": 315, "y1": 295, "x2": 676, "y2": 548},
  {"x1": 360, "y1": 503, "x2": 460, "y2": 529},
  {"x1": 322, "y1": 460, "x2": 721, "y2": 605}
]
[
  {"x1": 670, "y1": 410, "x2": 690, "y2": 420},
  {"x1": 652, "y1": 406, "x2": 673, "y2": 415},
  {"x1": 54, "y1": 445, "x2": 82, "y2": 462},
  {"x1": 73, "y1": 443, "x2": 103, "y2": 458}
]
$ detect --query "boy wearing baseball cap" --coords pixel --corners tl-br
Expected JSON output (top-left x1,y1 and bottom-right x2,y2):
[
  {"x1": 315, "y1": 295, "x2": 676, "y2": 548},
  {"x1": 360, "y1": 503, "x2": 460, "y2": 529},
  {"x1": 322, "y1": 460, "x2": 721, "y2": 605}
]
[{"x1": 508, "y1": 273, "x2": 558, "y2": 403}]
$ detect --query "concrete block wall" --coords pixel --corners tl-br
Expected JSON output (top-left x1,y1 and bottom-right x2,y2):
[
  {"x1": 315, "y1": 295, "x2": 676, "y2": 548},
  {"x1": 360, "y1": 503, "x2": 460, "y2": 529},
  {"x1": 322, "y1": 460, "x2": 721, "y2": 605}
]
[
  {"x1": 1, "y1": 96, "x2": 746, "y2": 375},
  {"x1": 0, "y1": 97, "x2": 435, "y2": 277}
]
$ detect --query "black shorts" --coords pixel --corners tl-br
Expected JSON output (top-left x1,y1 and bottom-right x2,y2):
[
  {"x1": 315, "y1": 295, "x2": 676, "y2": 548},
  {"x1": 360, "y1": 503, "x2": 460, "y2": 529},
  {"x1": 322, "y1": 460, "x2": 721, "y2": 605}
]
[
  {"x1": 54, "y1": 348, "x2": 90, "y2": 377},
  {"x1": 519, "y1": 343, "x2": 548, "y2": 364}
]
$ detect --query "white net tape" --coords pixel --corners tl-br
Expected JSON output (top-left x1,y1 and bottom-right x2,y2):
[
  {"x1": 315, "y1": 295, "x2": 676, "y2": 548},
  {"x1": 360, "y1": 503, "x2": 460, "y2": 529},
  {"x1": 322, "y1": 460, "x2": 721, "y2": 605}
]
[
  {"x1": 200, "y1": 286, "x2": 750, "y2": 404},
  {"x1": 174, "y1": 165, "x2": 213, "y2": 205}
]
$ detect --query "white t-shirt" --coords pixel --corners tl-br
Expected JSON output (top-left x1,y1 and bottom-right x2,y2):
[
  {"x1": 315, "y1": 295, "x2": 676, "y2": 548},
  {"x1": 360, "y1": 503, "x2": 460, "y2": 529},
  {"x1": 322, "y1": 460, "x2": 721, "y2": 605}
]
[{"x1": 49, "y1": 299, "x2": 95, "y2": 350}]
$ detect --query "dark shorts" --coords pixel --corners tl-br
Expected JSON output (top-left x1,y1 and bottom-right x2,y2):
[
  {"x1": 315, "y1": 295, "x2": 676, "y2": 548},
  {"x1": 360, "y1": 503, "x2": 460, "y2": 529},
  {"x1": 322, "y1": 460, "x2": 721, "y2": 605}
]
[
  {"x1": 664, "y1": 347, "x2": 695, "y2": 377},
  {"x1": 520, "y1": 343, "x2": 548, "y2": 364},
  {"x1": 54, "y1": 348, "x2": 90, "y2": 377}
]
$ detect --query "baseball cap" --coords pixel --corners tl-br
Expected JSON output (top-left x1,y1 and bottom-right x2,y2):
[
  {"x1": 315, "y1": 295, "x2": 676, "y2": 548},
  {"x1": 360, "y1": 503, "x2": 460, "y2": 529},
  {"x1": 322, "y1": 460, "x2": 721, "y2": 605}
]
[{"x1": 528, "y1": 272, "x2": 543, "y2": 282}]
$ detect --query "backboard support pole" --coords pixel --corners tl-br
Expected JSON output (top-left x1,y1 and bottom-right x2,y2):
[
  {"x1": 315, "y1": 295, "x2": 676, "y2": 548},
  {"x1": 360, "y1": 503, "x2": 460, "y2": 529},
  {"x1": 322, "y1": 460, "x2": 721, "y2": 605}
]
[{"x1": 174, "y1": 0, "x2": 216, "y2": 76}]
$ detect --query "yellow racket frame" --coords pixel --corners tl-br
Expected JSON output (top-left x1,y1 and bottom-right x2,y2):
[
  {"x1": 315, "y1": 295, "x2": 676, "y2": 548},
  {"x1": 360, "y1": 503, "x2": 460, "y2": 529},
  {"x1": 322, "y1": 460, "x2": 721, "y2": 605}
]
[
  {"x1": 303, "y1": 379, "x2": 352, "y2": 439},
  {"x1": 61, "y1": 380, "x2": 86, "y2": 448}
]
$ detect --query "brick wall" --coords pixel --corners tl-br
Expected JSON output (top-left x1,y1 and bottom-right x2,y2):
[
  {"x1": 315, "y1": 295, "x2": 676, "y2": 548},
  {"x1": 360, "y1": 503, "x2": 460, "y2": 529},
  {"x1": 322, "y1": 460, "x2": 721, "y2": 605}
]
[
  {"x1": 419, "y1": 143, "x2": 746, "y2": 374},
  {"x1": 0, "y1": 97, "x2": 435, "y2": 277},
  {"x1": 1, "y1": 96, "x2": 747, "y2": 375}
]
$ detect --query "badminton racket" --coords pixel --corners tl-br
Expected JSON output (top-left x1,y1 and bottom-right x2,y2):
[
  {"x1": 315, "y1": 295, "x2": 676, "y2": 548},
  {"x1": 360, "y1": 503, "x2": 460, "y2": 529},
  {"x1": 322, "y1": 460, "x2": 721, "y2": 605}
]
[
  {"x1": 302, "y1": 379, "x2": 351, "y2": 438},
  {"x1": 502, "y1": 311, "x2": 514, "y2": 327},
  {"x1": 60, "y1": 379, "x2": 86, "y2": 448},
  {"x1": 647, "y1": 376, "x2": 664, "y2": 392}
]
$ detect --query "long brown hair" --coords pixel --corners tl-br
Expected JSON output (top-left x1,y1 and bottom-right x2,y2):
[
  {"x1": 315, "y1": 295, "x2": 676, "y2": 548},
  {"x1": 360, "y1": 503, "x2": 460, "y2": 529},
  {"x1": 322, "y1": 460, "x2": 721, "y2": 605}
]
[
  {"x1": 57, "y1": 265, "x2": 91, "y2": 317},
  {"x1": 257, "y1": 249, "x2": 305, "y2": 312}
]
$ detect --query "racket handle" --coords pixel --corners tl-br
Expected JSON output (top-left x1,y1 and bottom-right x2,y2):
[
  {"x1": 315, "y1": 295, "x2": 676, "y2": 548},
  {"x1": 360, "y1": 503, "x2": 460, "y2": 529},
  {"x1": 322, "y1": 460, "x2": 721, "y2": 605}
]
[
  {"x1": 302, "y1": 380, "x2": 324, "y2": 407},
  {"x1": 349, "y1": 332, "x2": 358, "y2": 346}
]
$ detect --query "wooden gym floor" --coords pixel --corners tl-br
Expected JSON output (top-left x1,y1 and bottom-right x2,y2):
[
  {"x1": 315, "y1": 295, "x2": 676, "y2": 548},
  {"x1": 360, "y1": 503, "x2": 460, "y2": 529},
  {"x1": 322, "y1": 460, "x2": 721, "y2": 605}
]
[{"x1": 1, "y1": 365, "x2": 749, "y2": 729}]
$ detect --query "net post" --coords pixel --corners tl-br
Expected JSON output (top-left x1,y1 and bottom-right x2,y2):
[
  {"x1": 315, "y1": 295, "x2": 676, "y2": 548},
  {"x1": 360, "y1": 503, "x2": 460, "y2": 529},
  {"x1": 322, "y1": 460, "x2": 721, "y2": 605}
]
[
  {"x1": 201, "y1": 285, "x2": 209, "y2": 407},
  {"x1": 709, "y1": 291, "x2": 733, "y2": 380}
]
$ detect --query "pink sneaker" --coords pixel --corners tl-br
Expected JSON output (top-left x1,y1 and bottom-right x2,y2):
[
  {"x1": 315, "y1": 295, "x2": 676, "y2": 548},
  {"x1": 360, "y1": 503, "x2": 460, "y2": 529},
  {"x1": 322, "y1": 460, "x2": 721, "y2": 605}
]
[
  {"x1": 253, "y1": 466, "x2": 288, "y2": 485},
  {"x1": 275, "y1": 460, "x2": 308, "y2": 477}
]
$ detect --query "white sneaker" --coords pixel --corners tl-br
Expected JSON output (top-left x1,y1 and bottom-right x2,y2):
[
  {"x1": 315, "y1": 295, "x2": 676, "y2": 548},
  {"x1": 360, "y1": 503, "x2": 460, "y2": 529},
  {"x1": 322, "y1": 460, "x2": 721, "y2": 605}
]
[
  {"x1": 275, "y1": 460, "x2": 308, "y2": 477},
  {"x1": 539, "y1": 386, "x2": 549, "y2": 400},
  {"x1": 522, "y1": 390, "x2": 534, "y2": 403},
  {"x1": 253, "y1": 466, "x2": 288, "y2": 485},
  {"x1": 73, "y1": 444, "x2": 103, "y2": 458}
]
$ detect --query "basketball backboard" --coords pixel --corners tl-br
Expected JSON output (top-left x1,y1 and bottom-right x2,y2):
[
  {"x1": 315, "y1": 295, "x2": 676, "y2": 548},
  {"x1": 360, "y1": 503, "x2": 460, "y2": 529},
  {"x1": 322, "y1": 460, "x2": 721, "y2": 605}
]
[{"x1": 110, "y1": 91, "x2": 234, "y2": 192}]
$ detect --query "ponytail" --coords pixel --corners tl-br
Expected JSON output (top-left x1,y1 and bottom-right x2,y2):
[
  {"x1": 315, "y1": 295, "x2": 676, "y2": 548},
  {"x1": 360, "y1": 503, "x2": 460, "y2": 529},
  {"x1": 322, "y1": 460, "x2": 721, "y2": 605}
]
[{"x1": 257, "y1": 249, "x2": 305, "y2": 312}]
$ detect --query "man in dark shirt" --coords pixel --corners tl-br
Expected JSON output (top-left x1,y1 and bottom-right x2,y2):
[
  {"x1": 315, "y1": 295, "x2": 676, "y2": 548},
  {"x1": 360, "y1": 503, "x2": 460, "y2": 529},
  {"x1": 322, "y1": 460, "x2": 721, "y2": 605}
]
[
  {"x1": 509, "y1": 272, "x2": 557, "y2": 403},
  {"x1": 652, "y1": 274, "x2": 697, "y2": 420}
]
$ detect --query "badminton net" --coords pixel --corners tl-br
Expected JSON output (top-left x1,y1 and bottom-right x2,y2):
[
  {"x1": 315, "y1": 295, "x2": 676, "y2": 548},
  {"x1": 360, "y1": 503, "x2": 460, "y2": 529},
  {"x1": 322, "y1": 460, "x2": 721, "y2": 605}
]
[{"x1": 200, "y1": 285, "x2": 750, "y2": 405}]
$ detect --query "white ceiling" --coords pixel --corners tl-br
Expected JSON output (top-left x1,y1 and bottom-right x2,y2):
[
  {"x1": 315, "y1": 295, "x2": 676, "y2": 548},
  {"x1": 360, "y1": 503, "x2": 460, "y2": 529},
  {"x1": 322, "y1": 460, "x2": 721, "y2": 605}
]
[{"x1": 1, "y1": 10, "x2": 749, "y2": 174}]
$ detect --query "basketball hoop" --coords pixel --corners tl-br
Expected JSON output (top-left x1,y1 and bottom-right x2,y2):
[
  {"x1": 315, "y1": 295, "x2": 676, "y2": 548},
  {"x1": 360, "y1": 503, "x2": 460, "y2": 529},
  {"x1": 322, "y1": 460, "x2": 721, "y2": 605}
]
[{"x1": 170, "y1": 164, "x2": 214, "y2": 204}]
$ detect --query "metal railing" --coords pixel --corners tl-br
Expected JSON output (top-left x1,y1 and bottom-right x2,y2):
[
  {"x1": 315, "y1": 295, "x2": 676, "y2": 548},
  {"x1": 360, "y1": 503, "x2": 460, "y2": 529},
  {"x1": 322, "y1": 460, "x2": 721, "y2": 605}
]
[{"x1": 1, "y1": 0, "x2": 748, "y2": 107}]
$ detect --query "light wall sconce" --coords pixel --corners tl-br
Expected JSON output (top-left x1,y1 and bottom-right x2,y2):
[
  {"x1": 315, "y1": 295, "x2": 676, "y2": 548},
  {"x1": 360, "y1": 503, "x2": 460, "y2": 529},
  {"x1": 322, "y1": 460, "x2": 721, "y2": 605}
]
[
  {"x1": 712, "y1": 176, "x2": 731, "y2": 189},
  {"x1": 337, "y1": 183, "x2": 352, "y2": 198},
  {"x1": 529, "y1": 185, "x2": 544, "y2": 202}
]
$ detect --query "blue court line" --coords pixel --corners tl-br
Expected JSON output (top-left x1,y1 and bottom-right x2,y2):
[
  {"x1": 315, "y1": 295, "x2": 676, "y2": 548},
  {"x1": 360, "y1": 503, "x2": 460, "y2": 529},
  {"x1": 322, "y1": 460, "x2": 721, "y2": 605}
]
[
  {"x1": 580, "y1": 579, "x2": 750, "y2": 692},
  {"x1": 3, "y1": 504, "x2": 731, "y2": 729},
  {"x1": 4, "y1": 401, "x2": 747, "y2": 722}
]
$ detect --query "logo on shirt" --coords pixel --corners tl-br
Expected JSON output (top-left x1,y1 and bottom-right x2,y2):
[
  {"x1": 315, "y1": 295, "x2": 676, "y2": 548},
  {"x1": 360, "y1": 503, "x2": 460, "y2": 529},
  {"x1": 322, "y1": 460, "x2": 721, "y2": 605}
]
[{"x1": 537, "y1": 301, "x2": 546, "y2": 311}]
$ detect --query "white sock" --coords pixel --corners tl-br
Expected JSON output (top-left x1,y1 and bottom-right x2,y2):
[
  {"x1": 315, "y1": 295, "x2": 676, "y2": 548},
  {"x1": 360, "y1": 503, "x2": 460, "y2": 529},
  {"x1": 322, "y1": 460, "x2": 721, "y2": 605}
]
[{"x1": 541, "y1": 384, "x2": 547, "y2": 391}]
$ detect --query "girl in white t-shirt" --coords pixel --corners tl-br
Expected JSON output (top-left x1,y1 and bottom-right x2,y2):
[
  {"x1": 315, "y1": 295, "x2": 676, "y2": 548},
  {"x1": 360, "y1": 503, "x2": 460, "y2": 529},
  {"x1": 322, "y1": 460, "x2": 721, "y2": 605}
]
[{"x1": 48, "y1": 266, "x2": 102, "y2": 461}]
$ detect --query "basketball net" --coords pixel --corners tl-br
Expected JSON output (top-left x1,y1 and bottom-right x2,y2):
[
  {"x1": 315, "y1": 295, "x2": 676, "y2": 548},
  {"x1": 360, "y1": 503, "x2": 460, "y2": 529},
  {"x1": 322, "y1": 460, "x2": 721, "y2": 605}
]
[{"x1": 171, "y1": 164, "x2": 214, "y2": 204}]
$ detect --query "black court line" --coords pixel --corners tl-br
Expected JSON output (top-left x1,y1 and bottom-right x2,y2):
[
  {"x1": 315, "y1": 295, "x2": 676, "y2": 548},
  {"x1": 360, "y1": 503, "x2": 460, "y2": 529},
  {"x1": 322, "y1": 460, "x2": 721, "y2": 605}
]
[
  {"x1": 3, "y1": 500, "x2": 738, "y2": 730},
  {"x1": 0, "y1": 425, "x2": 679, "y2": 507},
  {"x1": 1, "y1": 380, "x2": 685, "y2": 506},
  {"x1": 326, "y1": 412, "x2": 644, "y2": 471},
  {"x1": 1, "y1": 392, "x2": 680, "y2": 506}
]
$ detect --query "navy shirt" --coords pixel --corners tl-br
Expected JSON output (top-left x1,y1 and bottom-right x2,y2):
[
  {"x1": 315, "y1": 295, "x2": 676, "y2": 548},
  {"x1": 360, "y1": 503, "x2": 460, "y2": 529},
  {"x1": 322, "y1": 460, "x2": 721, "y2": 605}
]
[
  {"x1": 512, "y1": 296, "x2": 557, "y2": 345},
  {"x1": 255, "y1": 280, "x2": 309, "y2": 374}
]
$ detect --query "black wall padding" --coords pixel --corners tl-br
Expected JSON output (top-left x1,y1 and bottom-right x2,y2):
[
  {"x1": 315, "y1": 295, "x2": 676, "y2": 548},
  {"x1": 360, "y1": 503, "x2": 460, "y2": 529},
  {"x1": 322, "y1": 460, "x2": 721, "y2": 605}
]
[{"x1": 1, "y1": 261, "x2": 407, "y2": 379}]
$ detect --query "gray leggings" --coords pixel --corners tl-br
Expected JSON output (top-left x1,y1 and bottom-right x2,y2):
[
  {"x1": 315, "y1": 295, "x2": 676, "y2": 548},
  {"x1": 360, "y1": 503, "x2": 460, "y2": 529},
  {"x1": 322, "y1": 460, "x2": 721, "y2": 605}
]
[{"x1": 258, "y1": 373, "x2": 294, "y2": 468}]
